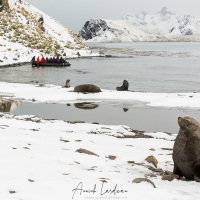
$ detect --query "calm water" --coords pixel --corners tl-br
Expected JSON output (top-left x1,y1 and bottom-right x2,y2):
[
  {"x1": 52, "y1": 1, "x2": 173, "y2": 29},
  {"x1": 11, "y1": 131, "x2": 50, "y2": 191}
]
[
  {"x1": 1, "y1": 42, "x2": 200, "y2": 133},
  {"x1": 0, "y1": 42, "x2": 200, "y2": 93},
  {"x1": 10, "y1": 101, "x2": 200, "y2": 134}
]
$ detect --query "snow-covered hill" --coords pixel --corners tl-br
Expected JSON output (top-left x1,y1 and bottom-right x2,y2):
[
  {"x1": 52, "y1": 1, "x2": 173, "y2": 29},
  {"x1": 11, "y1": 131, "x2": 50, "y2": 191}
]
[
  {"x1": 0, "y1": 0, "x2": 90, "y2": 66},
  {"x1": 79, "y1": 7, "x2": 200, "y2": 42}
]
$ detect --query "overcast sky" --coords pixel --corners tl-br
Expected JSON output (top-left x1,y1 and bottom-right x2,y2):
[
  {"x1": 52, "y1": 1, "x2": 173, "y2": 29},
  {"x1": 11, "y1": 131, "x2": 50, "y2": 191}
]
[{"x1": 26, "y1": 0, "x2": 200, "y2": 33}]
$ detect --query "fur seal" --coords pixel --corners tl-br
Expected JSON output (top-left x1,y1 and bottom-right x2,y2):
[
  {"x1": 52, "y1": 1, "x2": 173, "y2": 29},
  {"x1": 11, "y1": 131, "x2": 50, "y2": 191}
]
[
  {"x1": 116, "y1": 80, "x2": 129, "y2": 91},
  {"x1": 74, "y1": 84, "x2": 101, "y2": 93},
  {"x1": 173, "y1": 116, "x2": 200, "y2": 181},
  {"x1": 63, "y1": 79, "x2": 70, "y2": 88}
]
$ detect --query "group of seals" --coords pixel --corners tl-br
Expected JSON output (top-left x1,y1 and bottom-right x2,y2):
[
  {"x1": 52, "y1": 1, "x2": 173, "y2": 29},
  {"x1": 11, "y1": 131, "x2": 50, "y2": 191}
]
[
  {"x1": 62, "y1": 79, "x2": 200, "y2": 183},
  {"x1": 63, "y1": 79, "x2": 129, "y2": 93},
  {"x1": 173, "y1": 116, "x2": 200, "y2": 182}
]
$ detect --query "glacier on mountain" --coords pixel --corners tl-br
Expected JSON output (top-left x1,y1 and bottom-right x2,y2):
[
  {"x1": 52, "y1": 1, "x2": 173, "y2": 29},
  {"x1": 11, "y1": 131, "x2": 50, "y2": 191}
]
[{"x1": 79, "y1": 7, "x2": 200, "y2": 42}]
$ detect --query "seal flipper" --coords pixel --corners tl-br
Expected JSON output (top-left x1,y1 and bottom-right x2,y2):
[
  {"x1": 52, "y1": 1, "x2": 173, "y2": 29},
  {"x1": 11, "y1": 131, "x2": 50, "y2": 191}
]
[
  {"x1": 173, "y1": 163, "x2": 183, "y2": 178},
  {"x1": 194, "y1": 165, "x2": 200, "y2": 182}
]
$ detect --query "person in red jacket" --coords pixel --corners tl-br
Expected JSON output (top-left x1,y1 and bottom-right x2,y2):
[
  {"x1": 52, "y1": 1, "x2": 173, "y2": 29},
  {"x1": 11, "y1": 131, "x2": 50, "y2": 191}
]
[
  {"x1": 41, "y1": 55, "x2": 46, "y2": 63},
  {"x1": 36, "y1": 56, "x2": 40, "y2": 63}
]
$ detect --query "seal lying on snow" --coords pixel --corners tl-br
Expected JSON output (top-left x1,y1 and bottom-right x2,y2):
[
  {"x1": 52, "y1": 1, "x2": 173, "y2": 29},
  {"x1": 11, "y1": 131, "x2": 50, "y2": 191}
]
[
  {"x1": 74, "y1": 84, "x2": 101, "y2": 93},
  {"x1": 116, "y1": 80, "x2": 129, "y2": 91},
  {"x1": 173, "y1": 116, "x2": 200, "y2": 181}
]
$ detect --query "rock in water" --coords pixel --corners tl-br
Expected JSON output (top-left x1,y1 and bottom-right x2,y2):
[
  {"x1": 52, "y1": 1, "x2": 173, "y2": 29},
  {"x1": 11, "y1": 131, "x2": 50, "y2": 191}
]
[{"x1": 173, "y1": 116, "x2": 200, "y2": 182}]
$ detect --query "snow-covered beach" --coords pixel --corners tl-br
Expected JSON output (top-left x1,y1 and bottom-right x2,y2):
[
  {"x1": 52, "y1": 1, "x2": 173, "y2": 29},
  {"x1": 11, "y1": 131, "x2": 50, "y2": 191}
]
[
  {"x1": 0, "y1": 82, "x2": 200, "y2": 199},
  {"x1": 0, "y1": 113, "x2": 177, "y2": 200},
  {"x1": 0, "y1": 82, "x2": 200, "y2": 108}
]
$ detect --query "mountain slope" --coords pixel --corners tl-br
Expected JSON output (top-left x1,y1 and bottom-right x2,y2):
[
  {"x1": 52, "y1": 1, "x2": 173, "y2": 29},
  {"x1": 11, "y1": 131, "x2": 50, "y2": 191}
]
[
  {"x1": 79, "y1": 7, "x2": 200, "y2": 42},
  {"x1": 0, "y1": 0, "x2": 89, "y2": 65}
]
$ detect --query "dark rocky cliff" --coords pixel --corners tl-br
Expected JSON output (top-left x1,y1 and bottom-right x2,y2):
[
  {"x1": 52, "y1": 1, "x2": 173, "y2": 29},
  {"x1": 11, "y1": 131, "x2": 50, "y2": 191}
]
[{"x1": 78, "y1": 19, "x2": 111, "y2": 40}]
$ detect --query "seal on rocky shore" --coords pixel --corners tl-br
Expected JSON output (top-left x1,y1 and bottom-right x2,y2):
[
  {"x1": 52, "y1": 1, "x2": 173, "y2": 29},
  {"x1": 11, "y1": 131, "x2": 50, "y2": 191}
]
[
  {"x1": 173, "y1": 116, "x2": 200, "y2": 181},
  {"x1": 63, "y1": 79, "x2": 70, "y2": 88},
  {"x1": 74, "y1": 84, "x2": 101, "y2": 93},
  {"x1": 116, "y1": 80, "x2": 129, "y2": 91}
]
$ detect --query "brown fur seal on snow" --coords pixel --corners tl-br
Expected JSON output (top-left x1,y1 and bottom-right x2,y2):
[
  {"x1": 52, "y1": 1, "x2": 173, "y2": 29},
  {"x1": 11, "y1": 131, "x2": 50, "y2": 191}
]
[
  {"x1": 173, "y1": 116, "x2": 200, "y2": 181},
  {"x1": 74, "y1": 84, "x2": 101, "y2": 93},
  {"x1": 116, "y1": 80, "x2": 129, "y2": 91}
]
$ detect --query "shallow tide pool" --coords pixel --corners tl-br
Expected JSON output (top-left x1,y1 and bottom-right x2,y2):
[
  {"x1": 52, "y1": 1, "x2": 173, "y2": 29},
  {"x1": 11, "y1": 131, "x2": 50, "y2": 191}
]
[{"x1": 8, "y1": 100, "x2": 200, "y2": 134}]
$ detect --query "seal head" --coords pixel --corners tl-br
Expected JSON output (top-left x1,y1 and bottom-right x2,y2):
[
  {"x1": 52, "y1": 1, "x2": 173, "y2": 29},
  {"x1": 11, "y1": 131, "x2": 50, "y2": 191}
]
[{"x1": 178, "y1": 116, "x2": 199, "y2": 132}]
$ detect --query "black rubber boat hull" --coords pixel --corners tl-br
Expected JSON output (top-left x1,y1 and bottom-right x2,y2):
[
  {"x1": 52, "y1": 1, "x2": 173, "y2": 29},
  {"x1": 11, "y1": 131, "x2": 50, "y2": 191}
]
[{"x1": 32, "y1": 62, "x2": 71, "y2": 67}]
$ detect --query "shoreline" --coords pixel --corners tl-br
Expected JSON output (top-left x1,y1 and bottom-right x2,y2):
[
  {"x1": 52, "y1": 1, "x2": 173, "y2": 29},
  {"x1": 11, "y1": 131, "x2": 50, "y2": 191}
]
[
  {"x1": 0, "y1": 82, "x2": 200, "y2": 108},
  {"x1": 0, "y1": 81, "x2": 200, "y2": 135},
  {"x1": 0, "y1": 62, "x2": 31, "y2": 68},
  {"x1": 0, "y1": 54, "x2": 104, "y2": 68}
]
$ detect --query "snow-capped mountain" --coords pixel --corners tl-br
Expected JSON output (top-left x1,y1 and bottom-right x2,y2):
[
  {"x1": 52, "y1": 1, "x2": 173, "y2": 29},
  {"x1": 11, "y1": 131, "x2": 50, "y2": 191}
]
[
  {"x1": 79, "y1": 7, "x2": 200, "y2": 42},
  {"x1": 0, "y1": 0, "x2": 89, "y2": 66}
]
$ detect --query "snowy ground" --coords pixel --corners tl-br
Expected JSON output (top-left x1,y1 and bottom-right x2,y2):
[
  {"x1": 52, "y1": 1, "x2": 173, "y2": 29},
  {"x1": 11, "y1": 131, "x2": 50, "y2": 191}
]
[
  {"x1": 0, "y1": 82, "x2": 199, "y2": 108},
  {"x1": 0, "y1": 82, "x2": 200, "y2": 200},
  {"x1": 0, "y1": 37, "x2": 100, "y2": 66}
]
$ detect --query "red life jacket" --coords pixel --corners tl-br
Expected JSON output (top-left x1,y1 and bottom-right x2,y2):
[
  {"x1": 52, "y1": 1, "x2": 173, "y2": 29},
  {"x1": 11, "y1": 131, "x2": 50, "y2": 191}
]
[
  {"x1": 36, "y1": 57, "x2": 40, "y2": 63},
  {"x1": 41, "y1": 56, "x2": 46, "y2": 63}
]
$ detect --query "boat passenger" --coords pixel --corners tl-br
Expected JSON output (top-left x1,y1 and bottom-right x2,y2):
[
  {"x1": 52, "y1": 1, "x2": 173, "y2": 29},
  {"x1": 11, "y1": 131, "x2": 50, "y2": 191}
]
[
  {"x1": 59, "y1": 57, "x2": 63, "y2": 63},
  {"x1": 46, "y1": 57, "x2": 49, "y2": 63},
  {"x1": 56, "y1": 56, "x2": 59, "y2": 63},
  {"x1": 49, "y1": 57, "x2": 53, "y2": 63},
  {"x1": 52, "y1": 57, "x2": 56, "y2": 63},
  {"x1": 36, "y1": 57, "x2": 40, "y2": 63},
  {"x1": 31, "y1": 56, "x2": 35, "y2": 62},
  {"x1": 41, "y1": 55, "x2": 46, "y2": 63},
  {"x1": 77, "y1": 52, "x2": 81, "y2": 57}
]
